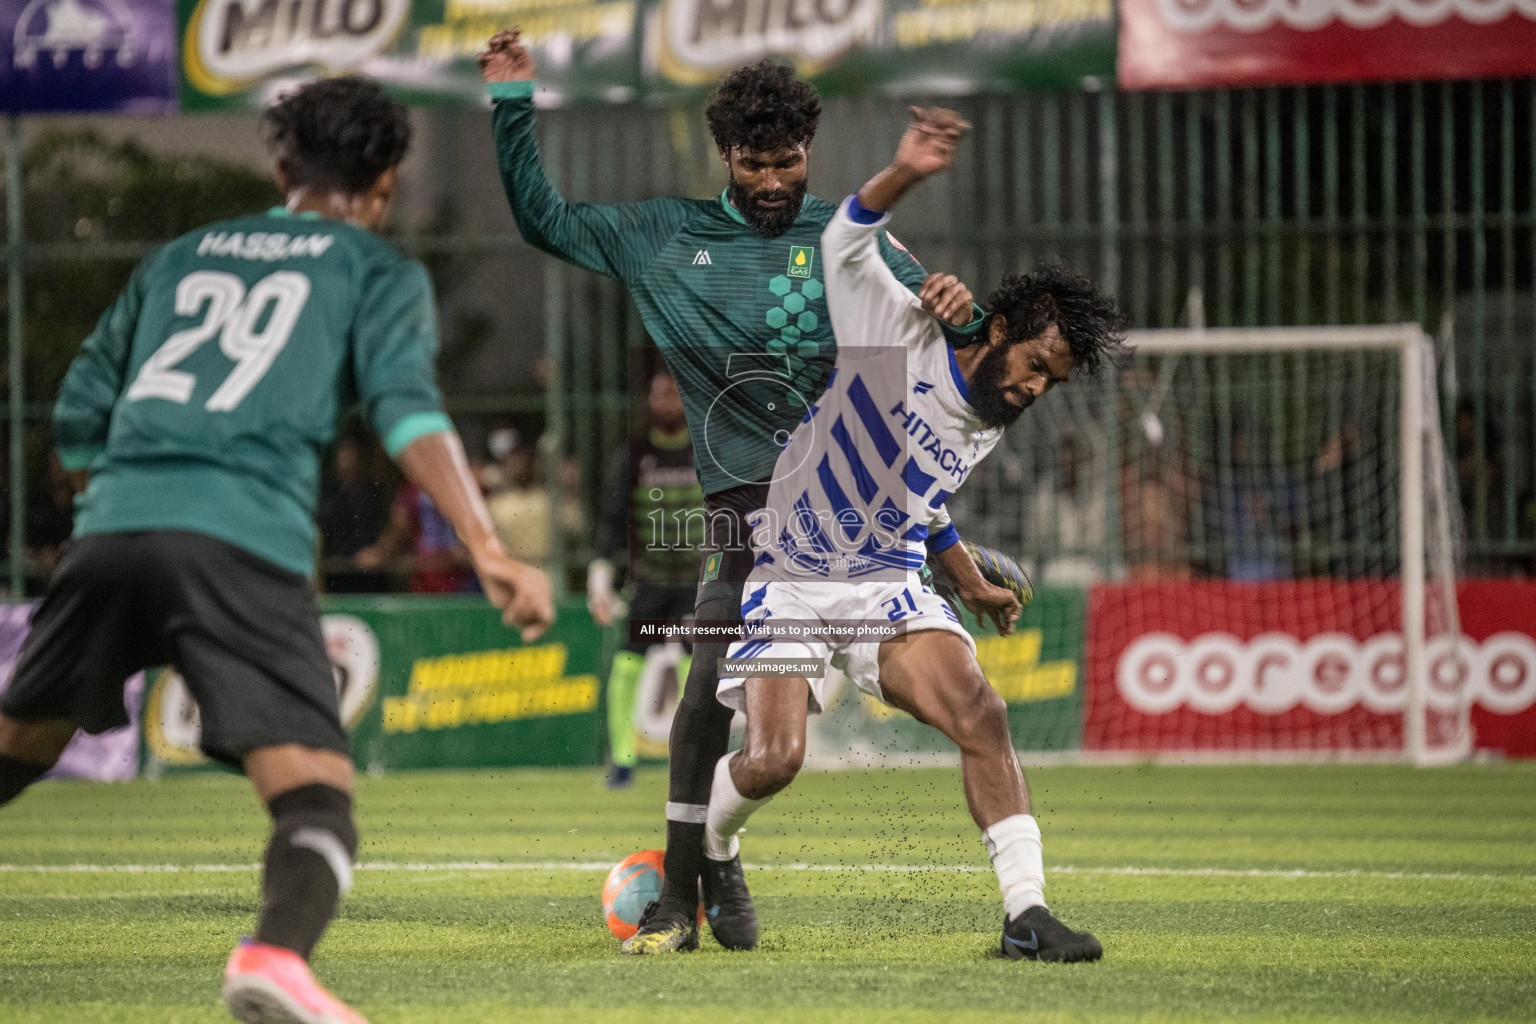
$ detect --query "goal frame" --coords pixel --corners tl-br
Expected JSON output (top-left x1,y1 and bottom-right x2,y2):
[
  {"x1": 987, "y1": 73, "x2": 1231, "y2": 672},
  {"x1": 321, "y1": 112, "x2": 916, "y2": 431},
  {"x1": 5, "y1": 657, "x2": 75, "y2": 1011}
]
[{"x1": 1125, "y1": 324, "x2": 1458, "y2": 766}]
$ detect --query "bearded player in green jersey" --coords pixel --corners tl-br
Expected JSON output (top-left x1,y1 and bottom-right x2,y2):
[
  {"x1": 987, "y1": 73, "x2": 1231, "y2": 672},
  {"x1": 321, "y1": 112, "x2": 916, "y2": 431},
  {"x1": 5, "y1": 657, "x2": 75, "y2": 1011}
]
[
  {"x1": 480, "y1": 32, "x2": 1023, "y2": 955},
  {"x1": 0, "y1": 78, "x2": 554, "y2": 1024}
]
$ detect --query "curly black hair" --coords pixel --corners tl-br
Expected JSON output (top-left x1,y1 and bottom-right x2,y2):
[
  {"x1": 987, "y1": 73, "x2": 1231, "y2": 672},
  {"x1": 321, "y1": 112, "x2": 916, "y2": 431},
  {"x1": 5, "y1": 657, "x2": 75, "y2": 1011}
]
[
  {"x1": 264, "y1": 76, "x2": 411, "y2": 194},
  {"x1": 705, "y1": 60, "x2": 822, "y2": 153},
  {"x1": 983, "y1": 260, "x2": 1128, "y2": 376}
]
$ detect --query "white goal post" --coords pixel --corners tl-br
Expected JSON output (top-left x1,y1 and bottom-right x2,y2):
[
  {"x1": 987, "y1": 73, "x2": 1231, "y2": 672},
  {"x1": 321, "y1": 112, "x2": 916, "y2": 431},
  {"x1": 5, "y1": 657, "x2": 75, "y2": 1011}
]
[{"x1": 1124, "y1": 325, "x2": 1463, "y2": 765}]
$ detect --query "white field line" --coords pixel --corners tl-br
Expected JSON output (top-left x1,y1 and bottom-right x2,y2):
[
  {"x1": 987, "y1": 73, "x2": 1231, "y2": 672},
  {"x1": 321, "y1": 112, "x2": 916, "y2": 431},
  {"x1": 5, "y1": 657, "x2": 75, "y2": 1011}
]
[{"x1": 0, "y1": 862, "x2": 1531, "y2": 883}]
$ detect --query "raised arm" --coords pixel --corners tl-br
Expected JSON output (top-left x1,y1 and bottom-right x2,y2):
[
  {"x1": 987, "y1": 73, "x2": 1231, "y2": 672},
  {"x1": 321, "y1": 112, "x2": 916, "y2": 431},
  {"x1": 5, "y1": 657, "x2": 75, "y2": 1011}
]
[
  {"x1": 857, "y1": 106, "x2": 970, "y2": 214},
  {"x1": 822, "y1": 106, "x2": 981, "y2": 350},
  {"x1": 858, "y1": 109, "x2": 984, "y2": 337},
  {"x1": 480, "y1": 29, "x2": 689, "y2": 283}
]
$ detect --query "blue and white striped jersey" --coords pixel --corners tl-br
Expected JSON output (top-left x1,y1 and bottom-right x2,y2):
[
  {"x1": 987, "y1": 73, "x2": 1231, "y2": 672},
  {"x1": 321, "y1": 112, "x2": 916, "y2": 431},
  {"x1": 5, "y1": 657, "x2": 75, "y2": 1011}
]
[{"x1": 744, "y1": 197, "x2": 1003, "y2": 585}]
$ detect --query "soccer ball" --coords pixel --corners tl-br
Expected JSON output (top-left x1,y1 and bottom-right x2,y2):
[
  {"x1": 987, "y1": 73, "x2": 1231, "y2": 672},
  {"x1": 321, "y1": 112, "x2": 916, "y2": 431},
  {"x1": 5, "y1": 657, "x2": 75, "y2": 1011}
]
[{"x1": 601, "y1": 850, "x2": 705, "y2": 940}]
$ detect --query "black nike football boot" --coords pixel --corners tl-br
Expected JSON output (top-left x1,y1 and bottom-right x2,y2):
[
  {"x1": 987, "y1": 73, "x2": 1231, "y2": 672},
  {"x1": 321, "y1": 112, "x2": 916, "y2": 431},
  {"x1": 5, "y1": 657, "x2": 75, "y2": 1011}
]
[
  {"x1": 700, "y1": 854, "x2": 759, "y2": 950},
  {"x1": 1001, "y1": 905, "x2": 1103, "y2": 963}
]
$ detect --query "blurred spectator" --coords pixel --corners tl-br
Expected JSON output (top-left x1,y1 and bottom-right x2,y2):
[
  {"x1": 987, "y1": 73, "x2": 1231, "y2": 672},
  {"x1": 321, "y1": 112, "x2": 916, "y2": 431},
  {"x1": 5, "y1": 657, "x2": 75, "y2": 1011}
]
[
  {"x1": 485, "y1": 427, "x2": 585, "y2": 570},
  {"x1": 1306, "y1": 424, "x2": 1393, "y2": 578},
  {"x1": 1455, "y1": 399, "x2": 1508, "y2": 574},
  {"x1": 358, "y1": 484, "x2": 479, "y2": 594},
  {"x1": 1028, "y1": 436, "x2": 1106, "y2": 585},
  {"x1": 1119, "y1": 438, "x2": 1194, "y2": 582},
  {"x1": 316, "y1": 434, "x2": 391, "y2": 593},
  {"x1": 589, "y1": 371, "x2": 703, "y2": 789},
  {"x1": 1202, "y1": 422, "x2": 1298, "y2": 581}
]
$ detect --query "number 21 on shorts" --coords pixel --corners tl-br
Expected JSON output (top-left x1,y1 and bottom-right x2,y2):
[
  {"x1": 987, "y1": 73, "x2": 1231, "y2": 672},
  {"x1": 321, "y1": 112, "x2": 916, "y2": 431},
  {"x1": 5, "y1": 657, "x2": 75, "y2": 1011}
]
[
  {"x1": 884, "y1": 589, "x2": 918, "y2": 622},
  {"x1": 128, "y1": 270, "x2": 310, "y2": 411}
]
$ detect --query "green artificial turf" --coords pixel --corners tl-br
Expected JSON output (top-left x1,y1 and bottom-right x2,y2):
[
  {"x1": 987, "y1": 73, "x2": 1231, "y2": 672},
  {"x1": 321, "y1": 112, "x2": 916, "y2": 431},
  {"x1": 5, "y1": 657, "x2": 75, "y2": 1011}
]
[{"x1": 2, "y1": 764, "x2": 1534, "y2": 1022}]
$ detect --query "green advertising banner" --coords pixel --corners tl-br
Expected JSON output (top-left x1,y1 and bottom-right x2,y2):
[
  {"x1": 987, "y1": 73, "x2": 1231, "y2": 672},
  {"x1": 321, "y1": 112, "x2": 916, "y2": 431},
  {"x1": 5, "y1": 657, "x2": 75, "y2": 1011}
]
[
  {"x1": 177, "y1": 0, "x2": 1112, "y2": 110},
  {"x1": 643, "y1": 0, "x2": 1114, "y2": 99},
  {"x1": 143, "y1": 595, "x2": 605, "y2": 771},
  {"x1": 140, "y1": 587, "x2": 1083, "y2": 774},
  {"x1": 806, "y1": 585, "x2": 1086, "y2": 766}
]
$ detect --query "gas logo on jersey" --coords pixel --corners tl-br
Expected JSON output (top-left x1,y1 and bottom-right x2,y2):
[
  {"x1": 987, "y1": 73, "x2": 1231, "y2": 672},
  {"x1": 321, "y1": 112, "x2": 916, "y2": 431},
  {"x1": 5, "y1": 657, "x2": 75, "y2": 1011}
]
[{"x1": 787, "y1": 245, "x2": 815, "y2": 279}]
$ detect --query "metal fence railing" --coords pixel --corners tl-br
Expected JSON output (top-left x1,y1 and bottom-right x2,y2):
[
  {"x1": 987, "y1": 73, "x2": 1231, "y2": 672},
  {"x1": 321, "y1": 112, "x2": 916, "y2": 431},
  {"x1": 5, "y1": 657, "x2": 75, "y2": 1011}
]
[{"x1": 3, "y1": 78, "x2": 1533, "y2": 594}]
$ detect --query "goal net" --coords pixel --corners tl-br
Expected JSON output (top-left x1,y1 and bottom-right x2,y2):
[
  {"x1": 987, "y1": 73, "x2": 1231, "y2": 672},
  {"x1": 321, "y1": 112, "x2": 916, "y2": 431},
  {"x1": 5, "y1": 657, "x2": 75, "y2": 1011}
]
[{"x1": 951, "y1": 325, "x2": 1471, "y2": 764}]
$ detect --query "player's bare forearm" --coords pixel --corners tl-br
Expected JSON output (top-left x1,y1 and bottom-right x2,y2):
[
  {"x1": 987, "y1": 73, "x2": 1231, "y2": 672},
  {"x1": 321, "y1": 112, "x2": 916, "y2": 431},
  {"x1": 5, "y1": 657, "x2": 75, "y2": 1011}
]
[
  {"x1": 394, "y1": 431, "x2": 499, "y2": 557},
  {"x1": 478, "y1": 28, "x2": 536, "y2": 82},
  {"x1": 393, "y1": 430, "x2": 555, "y2": 639},
  {"x1": 857, "y1": 107, "x2": 971, "y2": 214},
  {"x1": 933, "y1": 539, "x2": 987, "y2": 597},
  {"x1": 932, "y1": 540, "x2": 1021, "y2": 636}
]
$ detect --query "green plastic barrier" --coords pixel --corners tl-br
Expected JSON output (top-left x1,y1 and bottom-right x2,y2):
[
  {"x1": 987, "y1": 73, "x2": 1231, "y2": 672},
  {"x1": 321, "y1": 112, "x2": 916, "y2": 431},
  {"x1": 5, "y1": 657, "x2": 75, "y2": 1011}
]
[{"x1": 143, "y1": 596, "x2": 604, "y2": 772}]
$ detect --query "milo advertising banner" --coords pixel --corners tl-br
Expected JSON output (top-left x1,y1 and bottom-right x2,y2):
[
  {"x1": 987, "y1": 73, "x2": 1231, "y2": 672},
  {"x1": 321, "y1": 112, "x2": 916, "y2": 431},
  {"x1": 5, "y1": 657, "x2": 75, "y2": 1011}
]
[
  {"x1": 144, "y1": 596, "x2": 605, "y2": 771},
  {"x1": 805, "y1": 585, "x2": 1086, "y2": 766},
  {"x1": 644, "y1": 0, "x2": 1114, "y2": 97},
  {"x1": 177, "y1": 0, "x2": 1111, "y2": 109},
  {"x1": 177, "y1": 0, "x2": 640, "y2": 109}
]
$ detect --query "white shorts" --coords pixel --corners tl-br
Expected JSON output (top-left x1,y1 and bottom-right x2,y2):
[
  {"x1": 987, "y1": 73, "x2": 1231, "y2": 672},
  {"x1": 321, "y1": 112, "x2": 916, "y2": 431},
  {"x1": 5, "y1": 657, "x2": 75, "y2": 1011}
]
[{"x1": 717, "y1": 574, "x2": 975, "y2": 713}]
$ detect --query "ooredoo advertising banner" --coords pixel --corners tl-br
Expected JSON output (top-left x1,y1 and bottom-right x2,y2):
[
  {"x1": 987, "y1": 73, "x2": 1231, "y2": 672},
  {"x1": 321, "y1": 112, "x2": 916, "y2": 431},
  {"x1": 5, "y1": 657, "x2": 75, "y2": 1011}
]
[
  {"x1": 1, "y1": 0, "x2": 179, "y2": 112},
  {"x1": 1118, "y1": 0, "x2": 1536, "y2": 89},
  {"x1": 1457, "y1": 580, "x2": 1536, "y2": 758},
  {"x1": 1085, "y1": 580, "x2": 1536, "y2": 757}
]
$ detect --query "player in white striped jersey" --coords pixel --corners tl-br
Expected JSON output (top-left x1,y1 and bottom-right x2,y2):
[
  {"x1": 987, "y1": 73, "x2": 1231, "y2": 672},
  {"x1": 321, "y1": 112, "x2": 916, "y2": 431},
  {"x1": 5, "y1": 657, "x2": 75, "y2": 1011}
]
[{"x1": 710, "y1": 107, "x2": 1127, "y2": 962}]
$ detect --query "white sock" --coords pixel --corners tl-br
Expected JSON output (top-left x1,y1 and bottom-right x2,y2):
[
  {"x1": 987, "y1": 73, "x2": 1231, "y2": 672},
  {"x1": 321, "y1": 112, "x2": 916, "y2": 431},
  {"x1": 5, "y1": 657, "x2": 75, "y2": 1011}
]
[
  {"x1": 704, "y1": 754, "x2": 769, "y2": 862},
  {"x1": 982, "y1": 814, "x2": 1046, "y2": 920}
]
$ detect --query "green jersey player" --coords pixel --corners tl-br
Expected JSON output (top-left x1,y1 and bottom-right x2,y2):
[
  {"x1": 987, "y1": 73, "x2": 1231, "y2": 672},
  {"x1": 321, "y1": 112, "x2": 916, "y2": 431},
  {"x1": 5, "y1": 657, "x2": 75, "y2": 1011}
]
[
  {"x1": 480, "y1": 32, "x2": 1024, "y2": 955},
  {"x1": 0, "y1": 78, "x2": 553, "y2": 1024}
]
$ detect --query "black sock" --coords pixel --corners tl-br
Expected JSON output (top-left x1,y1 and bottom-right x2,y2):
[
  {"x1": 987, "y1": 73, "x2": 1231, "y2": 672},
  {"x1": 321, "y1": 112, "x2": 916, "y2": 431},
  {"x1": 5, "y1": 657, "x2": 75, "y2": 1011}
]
[
  {"x1": 255, "y1": 783, "x2": 358, "y2": 960},
  {"x1": 660, "y1": 819, "x2": 707, "y2": 910},
  {"x1": 0, "y1": 754, "x2": 51, "y2": 805},
  {"x1": 659, "y1": 600, "x2": 739, "y2": 911}
]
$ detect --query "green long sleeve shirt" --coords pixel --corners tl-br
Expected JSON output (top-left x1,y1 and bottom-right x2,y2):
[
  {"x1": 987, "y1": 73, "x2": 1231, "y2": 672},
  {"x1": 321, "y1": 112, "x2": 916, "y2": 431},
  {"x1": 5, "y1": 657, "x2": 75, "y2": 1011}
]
[
  {"x1": 491, "y1": 80, "x2": 982, "y2": 497},
  {"x1": 53, "y1": 209, "x2": 452, "y2": 576}
]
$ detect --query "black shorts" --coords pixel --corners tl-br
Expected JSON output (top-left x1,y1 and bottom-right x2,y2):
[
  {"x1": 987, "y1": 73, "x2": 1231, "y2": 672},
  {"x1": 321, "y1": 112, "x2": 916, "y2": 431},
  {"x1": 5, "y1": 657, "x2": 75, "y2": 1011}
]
[
  {"x1": 699, "y1": 481, "x2": 771, "y2": 587},
  {"x1": 0, "y1": 530, "x2": 348, "y2": 770},
  {"x1": 625, "y1": 582, "x2": 698, "y2": 654}
]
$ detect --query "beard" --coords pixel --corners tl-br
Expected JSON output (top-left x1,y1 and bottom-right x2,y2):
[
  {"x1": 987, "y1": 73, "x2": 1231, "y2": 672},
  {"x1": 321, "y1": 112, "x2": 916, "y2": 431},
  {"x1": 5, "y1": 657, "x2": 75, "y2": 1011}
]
[
  {"x1": 968, "y1": 343, "x2": 1030, "y2": 429},
  {"x1": 727, "y1": 174, "x2": 807, "y2": 238}
]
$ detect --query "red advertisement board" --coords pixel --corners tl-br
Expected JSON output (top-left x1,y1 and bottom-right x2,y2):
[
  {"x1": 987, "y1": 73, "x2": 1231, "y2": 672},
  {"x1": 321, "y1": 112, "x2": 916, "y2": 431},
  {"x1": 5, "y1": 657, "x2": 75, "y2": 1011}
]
[
  {"x1": 1085, "y1": 580, "x2": 1536, "y2": 757},
  {"x1": 1458, "y1": 581, "x2": 1536, "y2": 758},
  {"x1": 1118, "y1": 0, "x2": 1536, "y2": 90}
]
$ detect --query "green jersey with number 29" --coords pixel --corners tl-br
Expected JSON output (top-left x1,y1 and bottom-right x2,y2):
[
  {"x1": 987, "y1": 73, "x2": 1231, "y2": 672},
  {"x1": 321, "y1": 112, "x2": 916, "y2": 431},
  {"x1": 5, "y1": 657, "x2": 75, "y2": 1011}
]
[{"x1": 53, "y1": 208, "x2": 452, "y2": 577}]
